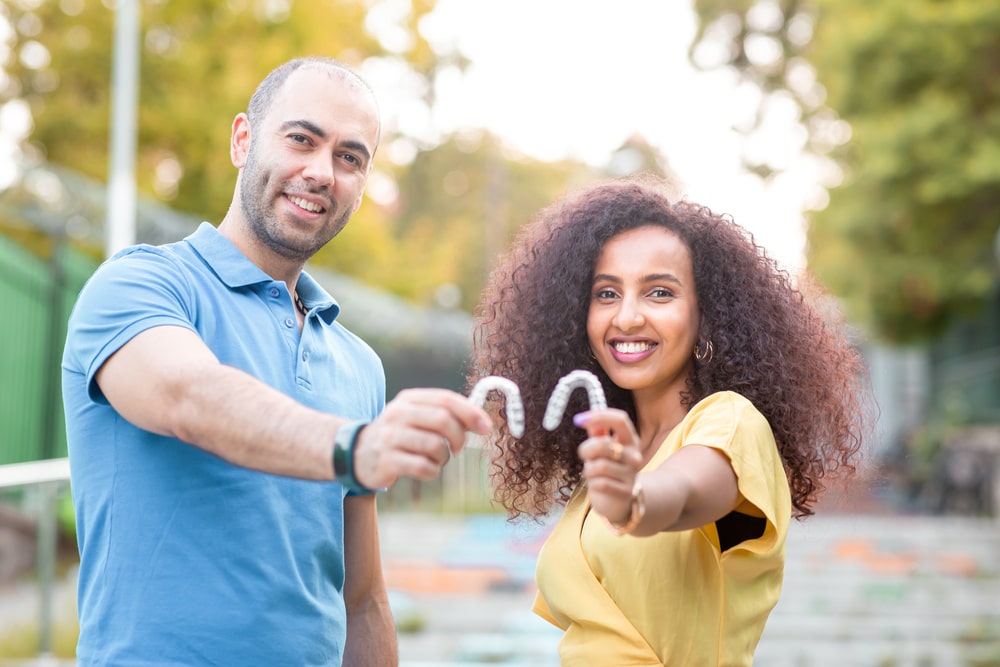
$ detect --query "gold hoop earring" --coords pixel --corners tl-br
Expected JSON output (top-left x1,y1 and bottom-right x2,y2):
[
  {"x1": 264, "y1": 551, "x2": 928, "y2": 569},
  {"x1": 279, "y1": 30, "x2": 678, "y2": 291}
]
[{"x1": 694, "y1": 340, "x2": 714, "y2": 364}]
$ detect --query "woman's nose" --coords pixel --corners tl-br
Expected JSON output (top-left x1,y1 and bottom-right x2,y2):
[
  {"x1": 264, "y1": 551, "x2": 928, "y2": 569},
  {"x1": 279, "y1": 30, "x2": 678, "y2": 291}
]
[{"x1": 613, "y1": 298, "x2": 644, "y2": 329}]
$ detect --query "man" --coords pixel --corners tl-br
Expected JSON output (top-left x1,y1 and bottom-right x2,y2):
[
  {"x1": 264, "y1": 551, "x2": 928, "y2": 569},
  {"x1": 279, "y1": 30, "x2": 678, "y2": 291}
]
[{"x1": 62, "y1": 57, "x2": 490, "y2": 666}]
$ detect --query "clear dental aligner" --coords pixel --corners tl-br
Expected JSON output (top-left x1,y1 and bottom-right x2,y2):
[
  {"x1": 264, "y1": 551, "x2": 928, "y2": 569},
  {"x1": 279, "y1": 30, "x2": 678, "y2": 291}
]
[
  {"x1": 542, "y1": 369, "x2": 608, "y2": 431},
  {"x1": 468, "y1": 376, "x2": 525, "y2": 438}
]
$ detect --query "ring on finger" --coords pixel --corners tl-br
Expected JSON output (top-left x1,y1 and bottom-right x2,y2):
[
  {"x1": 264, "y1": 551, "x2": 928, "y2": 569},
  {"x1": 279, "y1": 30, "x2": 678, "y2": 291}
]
[{"x1": 609, "y1": 441, "x2": 624, "y2": 462}]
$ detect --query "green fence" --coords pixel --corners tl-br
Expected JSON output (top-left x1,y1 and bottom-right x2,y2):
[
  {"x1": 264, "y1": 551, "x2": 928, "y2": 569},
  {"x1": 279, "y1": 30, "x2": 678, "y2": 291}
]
[
  {"x1": 930, "y1": 288, "x2": 1000, "y2": 425},
  {"x1": 0, "y1": 234, "x2": 96, "y2": 465}
]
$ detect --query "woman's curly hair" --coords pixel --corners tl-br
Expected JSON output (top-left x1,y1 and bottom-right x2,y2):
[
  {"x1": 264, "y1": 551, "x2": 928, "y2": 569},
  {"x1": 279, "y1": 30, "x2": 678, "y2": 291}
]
[{"x1": 469, "y1": 175, "x2": 873, "y2": 521}]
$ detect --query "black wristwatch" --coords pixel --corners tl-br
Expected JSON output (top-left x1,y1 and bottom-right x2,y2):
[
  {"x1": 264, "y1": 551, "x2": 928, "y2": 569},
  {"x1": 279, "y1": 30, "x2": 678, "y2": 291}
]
[{"x1": 332, "y1": 420, "x2": 372, "y2": 494}]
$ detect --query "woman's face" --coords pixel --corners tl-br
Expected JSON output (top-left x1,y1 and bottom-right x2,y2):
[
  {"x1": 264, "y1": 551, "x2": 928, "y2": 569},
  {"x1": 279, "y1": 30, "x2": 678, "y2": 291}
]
[{"x1": 587, "y1": 225, "x2": 700, "y2": 401}]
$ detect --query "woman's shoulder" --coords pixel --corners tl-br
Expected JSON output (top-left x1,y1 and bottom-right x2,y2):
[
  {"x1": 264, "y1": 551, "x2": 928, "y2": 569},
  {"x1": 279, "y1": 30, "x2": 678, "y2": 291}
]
[
  {"x1": 684, "y1": 391, "x2": 771, "y2": 436},
  {"x1": 690, "y1": 390, "x2": 760, "y2": 416}
]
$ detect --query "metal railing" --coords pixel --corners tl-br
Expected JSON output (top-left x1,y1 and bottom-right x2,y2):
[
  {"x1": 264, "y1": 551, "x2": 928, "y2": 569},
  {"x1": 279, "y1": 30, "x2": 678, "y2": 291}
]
[{"x1": 0, "y1": 458, "x2": 71, "y2": 659}]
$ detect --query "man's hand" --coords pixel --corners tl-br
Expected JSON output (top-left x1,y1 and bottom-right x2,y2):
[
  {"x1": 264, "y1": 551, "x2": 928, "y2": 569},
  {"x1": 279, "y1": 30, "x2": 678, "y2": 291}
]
[{"x1": 350, "y1": 388, "x2": 493, "y2": 489}]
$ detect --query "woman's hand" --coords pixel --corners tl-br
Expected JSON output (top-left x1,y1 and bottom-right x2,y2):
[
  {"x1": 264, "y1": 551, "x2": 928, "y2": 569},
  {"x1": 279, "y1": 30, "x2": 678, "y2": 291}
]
[{"x1": 574, "y1": 408, "x2": 644, "y2": 527}]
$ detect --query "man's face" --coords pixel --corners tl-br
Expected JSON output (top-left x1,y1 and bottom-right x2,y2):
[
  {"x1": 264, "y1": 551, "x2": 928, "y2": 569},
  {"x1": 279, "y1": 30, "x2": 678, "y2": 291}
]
[{"x1": 234, "y1": 67, "x2": 380, "y2": 263}]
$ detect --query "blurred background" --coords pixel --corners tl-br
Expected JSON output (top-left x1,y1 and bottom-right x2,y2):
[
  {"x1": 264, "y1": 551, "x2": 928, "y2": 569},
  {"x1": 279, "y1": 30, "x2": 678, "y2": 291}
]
[{"x1": 0, "y1": 0, "x2": 998, "y2": 665}]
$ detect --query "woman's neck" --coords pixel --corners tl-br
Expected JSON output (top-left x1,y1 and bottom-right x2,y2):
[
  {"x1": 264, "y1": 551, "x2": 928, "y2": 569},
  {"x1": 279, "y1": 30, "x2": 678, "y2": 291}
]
[{"x1": 632, "y1": 385, "x2": 689, "y2": 460}]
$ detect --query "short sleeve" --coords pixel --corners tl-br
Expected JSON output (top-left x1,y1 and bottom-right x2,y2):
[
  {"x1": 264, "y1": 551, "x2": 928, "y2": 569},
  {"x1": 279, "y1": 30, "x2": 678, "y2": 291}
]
[
  {"x1": 676, "y1": 392, "x2": 790, "y2": 553},
  {"x1": 63, "y1": 247, "x2": 198, "y2": 404}
]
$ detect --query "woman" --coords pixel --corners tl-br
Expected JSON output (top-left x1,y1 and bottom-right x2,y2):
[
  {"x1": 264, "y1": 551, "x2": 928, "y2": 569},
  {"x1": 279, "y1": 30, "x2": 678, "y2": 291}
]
[{"x1": 468, "y1": 175, "x2": 872, "y2": 666}]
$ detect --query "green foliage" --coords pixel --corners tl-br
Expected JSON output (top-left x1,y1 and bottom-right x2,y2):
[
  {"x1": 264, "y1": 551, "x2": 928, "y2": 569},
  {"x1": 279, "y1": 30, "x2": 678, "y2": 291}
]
[
  {"x1": 807, "y1": 0, "x2": 1000, "y2": 343},
  {"x1": 389, "y1": 132, "x2": 594, "y2": 309},
  {"x1": 690, "y1": 0, "x2": 1000, "y2": 343},
  {"x1": 5, "y1": 0, "x2": 403, "y2": 224}
]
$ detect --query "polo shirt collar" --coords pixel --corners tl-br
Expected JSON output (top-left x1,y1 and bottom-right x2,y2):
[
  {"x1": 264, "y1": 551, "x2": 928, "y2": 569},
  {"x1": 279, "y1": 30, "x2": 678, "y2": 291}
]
[
  {"x1": 296, "y1": 270, "x2": 341, "y2": 324},
  {"x1": 188, "y1": 222, "x2": 342, "y2": 323}
]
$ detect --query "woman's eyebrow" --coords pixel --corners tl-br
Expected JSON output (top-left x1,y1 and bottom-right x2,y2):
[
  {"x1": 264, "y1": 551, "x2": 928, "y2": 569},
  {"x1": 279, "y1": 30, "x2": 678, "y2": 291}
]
[
  {"x1": 592, "y1": 272, "x2": 683, "y2": 284},
  {"x1": 643, "y1": 272, "x2": 683, "y2": 284}
]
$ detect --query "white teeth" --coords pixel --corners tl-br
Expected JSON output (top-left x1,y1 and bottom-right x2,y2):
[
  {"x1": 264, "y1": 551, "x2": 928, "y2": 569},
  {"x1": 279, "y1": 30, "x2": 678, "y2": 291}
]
[
  {"x1": 289, "y1": 196, "x2": 323, "y2": 213},
  {"x1": 613, "y1": 341, "x2": 654, "y2": 354}
]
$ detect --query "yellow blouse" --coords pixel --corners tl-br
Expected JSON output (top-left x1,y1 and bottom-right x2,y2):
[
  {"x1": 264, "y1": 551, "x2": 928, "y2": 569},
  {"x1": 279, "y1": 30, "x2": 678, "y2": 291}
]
[{"x1": 533, "y1": 391, "x2": 791, "y2": 666}]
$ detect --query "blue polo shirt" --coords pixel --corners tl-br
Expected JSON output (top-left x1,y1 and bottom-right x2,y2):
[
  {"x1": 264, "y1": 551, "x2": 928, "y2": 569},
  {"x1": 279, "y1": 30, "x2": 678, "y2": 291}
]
[{"x1": 62, "y1": 222, "x2": 385, "y2": 666}]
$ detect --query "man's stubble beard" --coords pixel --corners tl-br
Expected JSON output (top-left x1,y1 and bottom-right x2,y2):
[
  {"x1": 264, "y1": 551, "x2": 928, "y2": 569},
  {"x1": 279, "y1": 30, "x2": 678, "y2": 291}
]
[{"x1": 239, "y1": 145, "x2": 353, "y2": 262}]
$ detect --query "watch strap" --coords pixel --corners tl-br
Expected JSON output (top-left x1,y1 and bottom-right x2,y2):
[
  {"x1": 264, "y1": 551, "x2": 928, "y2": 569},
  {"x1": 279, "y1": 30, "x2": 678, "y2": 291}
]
[{"x1": 332, "y1": 420, "x2": 373, "y2": 494}]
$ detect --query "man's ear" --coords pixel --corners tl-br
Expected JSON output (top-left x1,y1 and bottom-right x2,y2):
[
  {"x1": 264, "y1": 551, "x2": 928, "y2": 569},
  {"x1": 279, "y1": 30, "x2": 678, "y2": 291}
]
[
  {"x1": 351, "y1": 192, "x2": 364, "y2": 214},
  {"x1": 230, "y1": 113, "x2": 251, "y2": 168}
]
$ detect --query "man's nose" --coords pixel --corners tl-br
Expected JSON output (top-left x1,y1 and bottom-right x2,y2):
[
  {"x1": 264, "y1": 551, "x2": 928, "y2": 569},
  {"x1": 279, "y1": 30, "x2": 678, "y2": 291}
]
[{"x1": 302, "y1": 153, "x2": 335, "y2": 187}]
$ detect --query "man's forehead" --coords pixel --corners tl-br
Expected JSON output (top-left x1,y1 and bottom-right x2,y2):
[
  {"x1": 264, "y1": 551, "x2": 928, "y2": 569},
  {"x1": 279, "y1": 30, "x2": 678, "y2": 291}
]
[
  {"x1": 293, "y1": 64, "x2": 364, "y2": 87},
  {"x1": 282, "y1": 65, "x2": 371, "y2": 100},
  {"x1": 268, "y1": 67, "x2": 377, "y2": 119},
  {"x1": 262, "y1": 67, "x2": 380, "y2": 153}
]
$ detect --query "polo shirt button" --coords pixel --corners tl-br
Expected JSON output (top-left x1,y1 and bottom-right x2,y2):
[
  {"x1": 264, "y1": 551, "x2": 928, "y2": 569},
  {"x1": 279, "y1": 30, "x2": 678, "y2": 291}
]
[
  {"x1": 284, "y1": 318, "x2": 295, "y2": 328},
  {"x1": 301, "y1": 351, "x2": 309, "y2": 362},
  {"x1": 269, "y1": 287, "x2": 280, "y2": 298}
]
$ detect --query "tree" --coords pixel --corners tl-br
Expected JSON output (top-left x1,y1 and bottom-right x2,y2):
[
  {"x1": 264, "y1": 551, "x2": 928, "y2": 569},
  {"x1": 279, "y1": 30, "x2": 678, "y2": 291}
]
[
  {"x1": 0, "y1": 0, "x2": 445, "y2": 260},
  {"x1": 372, "y1": 129, "x2": 595, "y2": 310},
  {"x1": 379, "y1": 130, "x2": 681, "y2": 310},
  {"x1": 5, "y1": 1, "x2": 404, "y2": 215},
  {"x1": 689, "y1": 0, "x2": 1000, "y2": 343}
]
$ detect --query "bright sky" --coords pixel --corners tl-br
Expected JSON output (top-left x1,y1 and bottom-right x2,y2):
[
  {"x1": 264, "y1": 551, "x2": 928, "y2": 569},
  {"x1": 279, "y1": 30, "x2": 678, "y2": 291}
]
[{"x1": 382, "y1": 0, "x2": 820, "y2": 272}]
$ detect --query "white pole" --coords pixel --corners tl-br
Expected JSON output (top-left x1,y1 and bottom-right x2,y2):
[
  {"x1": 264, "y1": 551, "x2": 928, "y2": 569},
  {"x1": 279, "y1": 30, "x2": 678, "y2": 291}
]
[{"x1": 106, "y1": 0, "x2": 140, "y2": 257}]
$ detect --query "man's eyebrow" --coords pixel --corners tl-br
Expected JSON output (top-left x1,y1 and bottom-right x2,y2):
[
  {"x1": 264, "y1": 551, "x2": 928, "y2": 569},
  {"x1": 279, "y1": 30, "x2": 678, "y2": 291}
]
[
  {"x1": 340, "y1": 139, "x2": 373, "y2": 165},
  {"x1": 277, "y1": 119, "x2": 373, "y2": 164},
  {"x1": 279, "y1": 119, "x2": 325, "y2": 138}
]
